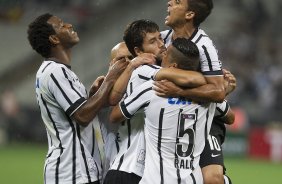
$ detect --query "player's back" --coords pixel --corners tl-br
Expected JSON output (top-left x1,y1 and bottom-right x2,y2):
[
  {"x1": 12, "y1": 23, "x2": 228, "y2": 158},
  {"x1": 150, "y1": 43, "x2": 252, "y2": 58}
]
[{"x1": 121, "y1": 81, "x2": 215, "y2": 184}]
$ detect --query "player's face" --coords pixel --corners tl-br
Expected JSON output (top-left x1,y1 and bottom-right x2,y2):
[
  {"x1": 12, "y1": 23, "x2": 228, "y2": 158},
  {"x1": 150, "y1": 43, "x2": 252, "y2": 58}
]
[
  {"x1": 165, "y1": 0, "x2": 189, "y2": 27},
  {"x1": 161, "y1": 45, "x2": 173, "y2": 68},
  {"x1": 140, "y1": 31, "x2": 166, "y2": 62},
  {"x1": 111, "y1": 43, "x2": 133, "y2": 66},
  {"x1": 48, "y1": 16, "x2": 79, "y2": 47}
]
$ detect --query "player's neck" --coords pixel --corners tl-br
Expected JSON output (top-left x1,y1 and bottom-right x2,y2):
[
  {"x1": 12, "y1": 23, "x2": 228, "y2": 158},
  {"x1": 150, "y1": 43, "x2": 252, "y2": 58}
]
[
  {"x1": 50, "y1": 47, "x2": 72, "y2": 66},
  {"x1": 172, "y1": 24, "x2": 196, "y2": 40}
]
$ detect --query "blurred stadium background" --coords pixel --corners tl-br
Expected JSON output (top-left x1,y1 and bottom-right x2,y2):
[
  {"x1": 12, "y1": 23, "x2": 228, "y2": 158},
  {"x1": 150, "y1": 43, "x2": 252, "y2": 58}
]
[{"x1": 0, "y1": 0, "x2": 281, "y2": 183}]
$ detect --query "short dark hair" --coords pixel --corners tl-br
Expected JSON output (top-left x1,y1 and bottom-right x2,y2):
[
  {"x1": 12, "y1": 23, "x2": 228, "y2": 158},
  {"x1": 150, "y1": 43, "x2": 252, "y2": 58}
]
[
  {"x1": 123, "y1": 19, "x2": 159, "y2": 57},
  {"x1": 171, "y1": 37, "x2": 199, "y2": 71},
  {"x1": 27, "y1": 13, "x2": 55, "y2": 58},
  {"x1": 188, "y1": 0, "x2": 213, "y2": 27}
]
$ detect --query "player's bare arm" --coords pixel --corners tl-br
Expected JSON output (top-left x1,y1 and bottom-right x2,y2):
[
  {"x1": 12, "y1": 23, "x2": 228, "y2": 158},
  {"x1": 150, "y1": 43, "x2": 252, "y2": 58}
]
[
  {"x1": 155, "y1": 68, "x2": 206, "y2": 88},
  {"x1": 72, "y1": 58, "x2": 128, "y2": 126},
  {"x1": 108, "y1": 53, "x2": 155, "y2": 106},
  {"x1": 109, "y1": 105, "x2": 126, "y2": 124},
  {"x1": 222, "y1": 107, "x2": 235, "y2": 125},
  {"x1": 154, "y1": 75, "x2": 226, "y2": 103},
  {"x1": 89, "y1": 75, "x2": 105, "y2": 97},
  {"x1": 223, "y1": 69, "x2": 236, "y2": 95}
]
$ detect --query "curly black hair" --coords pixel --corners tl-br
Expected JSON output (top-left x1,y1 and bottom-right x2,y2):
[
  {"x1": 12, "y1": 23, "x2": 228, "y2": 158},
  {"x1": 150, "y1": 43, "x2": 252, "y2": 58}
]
[
  {"x1": 27, "y1": 13, "x2": 55, "y2": 58},
  {"x1": 123, "y1": 19, "x2": 159, "y2": 57},
  {"x1": 171, "y1": 37, "x2": 200, "y2": 71},
  {"x1": 187, "y1": 0, "x2": 213, "y2": 27}
]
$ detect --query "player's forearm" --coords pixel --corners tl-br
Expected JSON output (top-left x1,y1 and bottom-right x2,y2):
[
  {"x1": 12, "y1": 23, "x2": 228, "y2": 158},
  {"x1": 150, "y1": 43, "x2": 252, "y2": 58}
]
[
  {"x1": 155, "y1": 68, "x2": 206, "y2": 87},
  {"x1": 178, "y1": 83, "x2": 225, "y2": 103},
  {"x1": 109, "y1": 105, "x2": 126, "y2": 124},
  {"x1": 108, "y1": 63, "x2": 135, "y2": 105},
  {"x1": 73, "y1": 78, "x2": 115, "y2": 126},
  {"x1": 224, "y1": 109, "x2": 235, "y2": 125}
]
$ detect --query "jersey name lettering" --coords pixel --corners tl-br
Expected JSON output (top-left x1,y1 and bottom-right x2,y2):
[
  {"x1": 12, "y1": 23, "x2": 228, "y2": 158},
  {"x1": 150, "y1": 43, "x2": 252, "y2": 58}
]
[{"x1": 168, "y1": 97, "x2": 192, "y2": 105}]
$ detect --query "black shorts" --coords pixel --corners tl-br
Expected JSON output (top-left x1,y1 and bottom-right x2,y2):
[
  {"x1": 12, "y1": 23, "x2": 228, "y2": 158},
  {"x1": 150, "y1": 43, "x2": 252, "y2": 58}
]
[
  {"x1": 199, "y1": 134, "x2": 224, "y2": 168},
  {"x1": 103, "y1": 170, "x2": 141, "y2": 184}
]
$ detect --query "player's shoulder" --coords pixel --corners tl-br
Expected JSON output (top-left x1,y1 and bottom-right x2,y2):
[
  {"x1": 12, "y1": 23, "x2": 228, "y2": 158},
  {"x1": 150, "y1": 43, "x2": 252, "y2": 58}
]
[
  {"x1": 192, "y1": 28, "x2": 214, "y2": 47},
  {"x1": 39, "y1": 60, "x2": 69, "y2": 75},
  {"x1": 161, "y1": 29, "x2": 173, "y2": 39},
  {"x1": 133, "y1": 64, "x2": 161, "y2": 75}
]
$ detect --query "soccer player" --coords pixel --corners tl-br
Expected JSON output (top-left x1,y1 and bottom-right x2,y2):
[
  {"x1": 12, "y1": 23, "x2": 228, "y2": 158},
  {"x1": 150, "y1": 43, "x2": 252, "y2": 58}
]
[
  {"x1": 104, "y1": 20, "x2": 206, "y2": 184},
  {"x1": 157, "y1": 0, "x2": 235, "y2": 183},
  {"x1": 27, "y1": 13, "x2": 128, "y2": 184},
  {"x1": 110, "y1": 38, "x2": 216, "y2": 184}
]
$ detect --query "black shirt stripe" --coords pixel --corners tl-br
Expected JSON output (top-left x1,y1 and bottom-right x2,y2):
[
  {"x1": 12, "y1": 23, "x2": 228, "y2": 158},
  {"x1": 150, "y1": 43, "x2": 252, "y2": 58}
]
[
  {"x1": 51, "y1": 73, "x2": 72, "y2": 105},
  {"x1": 163, "y1": 29, "x2": 173, "y2": 44},
  {"x1": 66, "y1": 97, "x2": 86, "y2": 116},
  {"x1": 194, "y1": 34, "x2": 208, "y2": 44},
  {"x1": 190, "y1": 172, "x2": 196, "y2": 184},
  {"x1": 158, "y1": 108, "x2": 165, "y2": 184},
  {"x1": 189, "y1": 28, "x2": 199, "y2": 41},
  {"x1": 76, "y1": 124, "x2": 91, "y2": 183},
  {"x1": 117, "y1": 154, "x2": 124, "y2": 170},
  {"x1": 41, "y1": 94, "x2": 63, "y2": 184},
  {"x1": 127, "y1": 119, "x2": 131, "y2": 148},
  {"x1": 42, "y1": 62, "x2": 52, "y2": 73},
  {"x1": 202, "y1": 45, "x2": 213, "y2": 71},
  {"x1": 175, "y1": 109, "x2": 183, "y2": 184},
  {"x1": 65, "y1": 115, "x2": 77, "y2": 184},
  {"x1": 125, "y1": 87, "x2": 152, "y2": 107},
  {"x1": 138, "y1": 74, "x2": 151, "y2": 81},
  {"x1": 61, "y1": 67, "x2": 83, "y2": 98},
  {"x1": 120, "y1": 101, "x2": 133, "y2": 119},
  {"x1": 205, "y1": 109, "x2": 210, "y2": 141}
]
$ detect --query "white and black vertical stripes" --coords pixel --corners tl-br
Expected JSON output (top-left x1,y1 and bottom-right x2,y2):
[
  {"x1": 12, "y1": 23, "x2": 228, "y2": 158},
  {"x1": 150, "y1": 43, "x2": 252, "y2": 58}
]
[
  {"x1": 190, "y1": 172, "x2": 196, "y2": 184},
  {"x1": 124, "y1": 87, "x2": 152, "y2": 107},
  {"x1": 76, "y1": 124, "x2": 91, "y2": 183},
  {"x1": 157, "y1": 108, "x2": 165, "y2": 184},
  {"x1": 40, "y1": 94, "x2": 62, "y2": 184},
  {"x1": 51, "y1": 73, "x2": 72, "y2": 105},
  {"x1": 161, "y1": 28, "x2": 223, "y2": 76},
  {"x1": 61, "y1": 67, "x2": 82, "y2": 98},
  {"x1": 66, "y1": 115, "x2": 77, "y2": 184},
  {"x1": 163, "y1": 29, "x2": 173, "y2": 44},
  {"x1": 190, "y1": 108, "x2": 199, "y2": 171},
  {"x1": 175, "y1": 109, "x2": 183, "y2": 184},
  {"x1": 202, "y1": 45, "x2": 213, "y2": 71},
  {"x1": 36, "y1": 61, "x2": 100, "y2": 183}
]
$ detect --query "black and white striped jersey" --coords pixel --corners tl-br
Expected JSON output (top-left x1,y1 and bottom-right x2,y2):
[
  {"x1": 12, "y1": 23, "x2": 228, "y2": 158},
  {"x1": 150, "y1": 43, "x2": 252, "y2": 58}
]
[
  {"x1": 35, "y1": 60, "x2": 102, "y2": 184},
  {"x1": 108, "y1": 64, "x2": 161, "y2": 177},
  {"x1": 119, "y1": 80, "x2": 215, "y2": 184},
  {"x1": 161, "y1": 29, "x2": 223, "y2": 76}
]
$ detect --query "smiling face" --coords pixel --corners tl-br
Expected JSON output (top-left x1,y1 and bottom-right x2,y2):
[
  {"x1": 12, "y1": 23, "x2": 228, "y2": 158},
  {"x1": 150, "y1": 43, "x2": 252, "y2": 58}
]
[{"x1": 47, "y1": 16, "x2": 79, "y2": 48}]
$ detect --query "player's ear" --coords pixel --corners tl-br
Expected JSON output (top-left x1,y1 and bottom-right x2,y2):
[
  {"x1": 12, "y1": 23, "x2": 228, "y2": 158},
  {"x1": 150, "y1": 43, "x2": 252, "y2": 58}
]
[
  {"x1": 169, "y1": 63, "x2": 178, "y2": 68},
  {"x1": 49, "y1": 35, "x2": 60, "y2": 45},
  {"x1": 185, "y1": 11, "x2": 195, "y2": 20},
  {"x1": 134, "y1": 47, "x2": 142, "y2": 56}
]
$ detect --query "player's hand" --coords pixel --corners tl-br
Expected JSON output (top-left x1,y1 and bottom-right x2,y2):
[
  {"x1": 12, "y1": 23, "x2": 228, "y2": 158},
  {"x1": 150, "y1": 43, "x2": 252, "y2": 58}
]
[
  {"x1": 153, "y1": 80, "x2": 182, "y2": 97},
  {"x1": 89, "y1": 76, "x2": 105, "y2": 96},
  {"x1": 223, "y1": 69, "x2": 236, "y2": 95},
  {"x1": 130, "y1": 53, "x2": 156, "y2": 68},
  {"x1": 106, "y1": 57, "x2": 129, "y2": 82}
]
